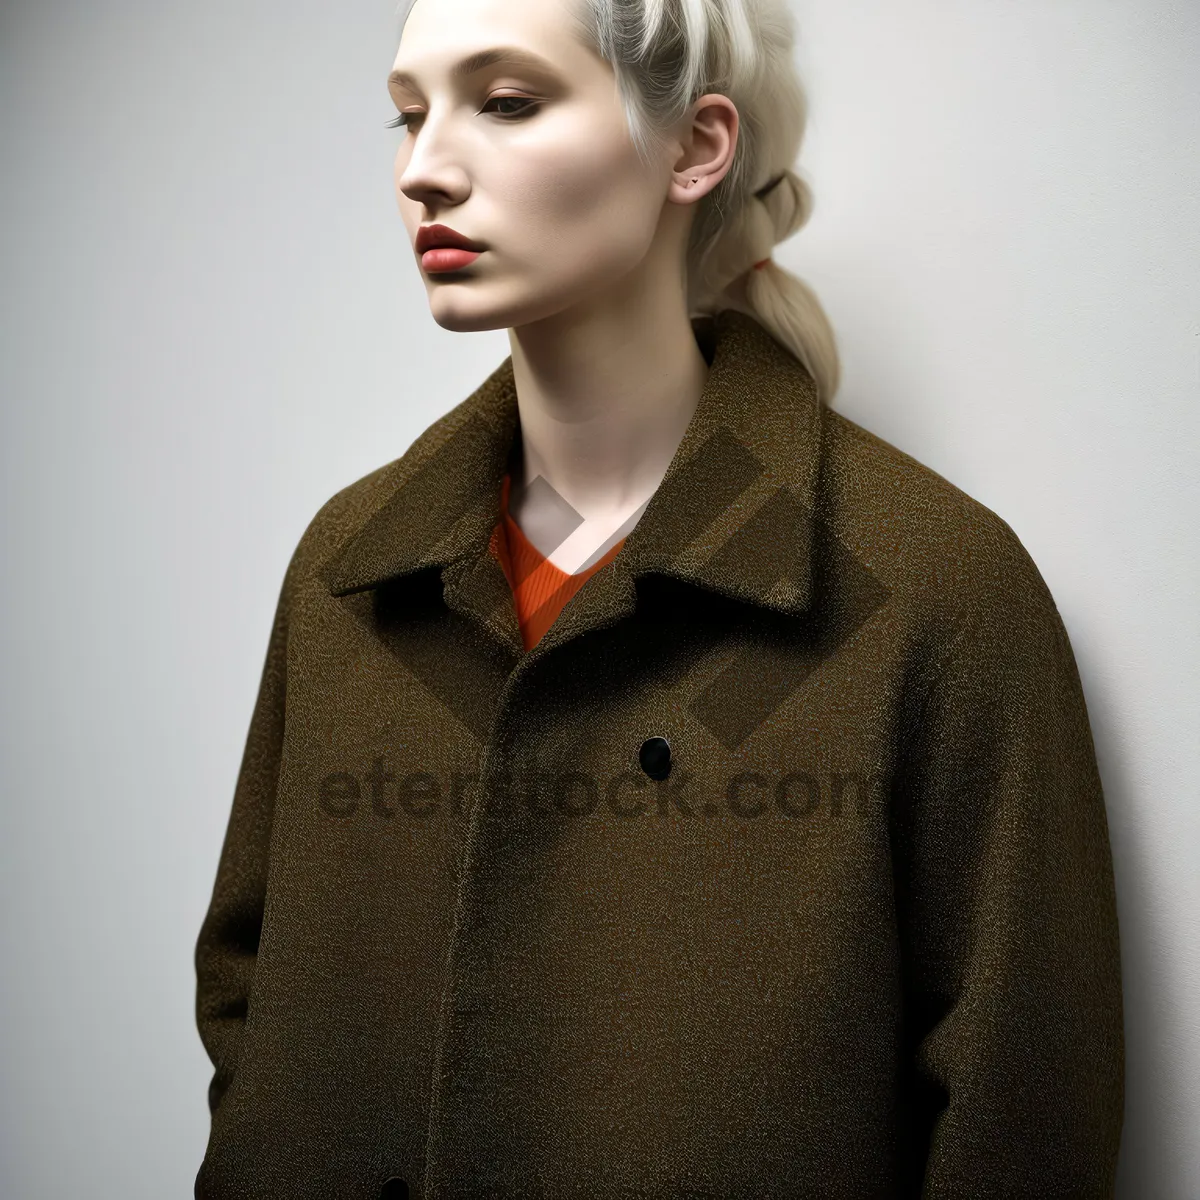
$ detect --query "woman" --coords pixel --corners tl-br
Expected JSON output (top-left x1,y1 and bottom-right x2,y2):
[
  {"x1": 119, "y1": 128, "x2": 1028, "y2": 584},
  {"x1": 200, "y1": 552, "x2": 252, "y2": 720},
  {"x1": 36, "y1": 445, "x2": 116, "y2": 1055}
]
[{"x1": 193, "y1": 0, "x2": 1124, "y2": 1193}]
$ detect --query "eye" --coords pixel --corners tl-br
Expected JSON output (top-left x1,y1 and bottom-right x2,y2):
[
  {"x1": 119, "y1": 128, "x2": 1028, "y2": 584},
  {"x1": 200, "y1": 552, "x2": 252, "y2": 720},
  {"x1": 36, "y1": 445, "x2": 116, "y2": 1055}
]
[
  {"x1": 482, "y1": 95, "x2": 541, "y2": 119},
  {"x1": 385, "y1": 95, "x2": 541, "y2": 130}
]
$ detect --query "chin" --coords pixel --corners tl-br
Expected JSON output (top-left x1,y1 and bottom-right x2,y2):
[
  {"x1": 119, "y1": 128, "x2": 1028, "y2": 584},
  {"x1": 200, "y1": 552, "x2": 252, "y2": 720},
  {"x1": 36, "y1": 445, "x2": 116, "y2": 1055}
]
[
  {"x1": 427, "y1": 307, "x2": 505, "y2": 334},
  {"x1": 423, "y1": 286, "x2": 508, "y2": 333},
  {"x1": 426, "y1": 282, "x2": 575, "y2": 334}
]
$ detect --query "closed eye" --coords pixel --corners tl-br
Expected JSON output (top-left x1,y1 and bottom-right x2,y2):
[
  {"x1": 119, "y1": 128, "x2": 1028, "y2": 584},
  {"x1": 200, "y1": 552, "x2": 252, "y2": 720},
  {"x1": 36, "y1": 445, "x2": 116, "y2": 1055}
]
[{"x1": 386, "y1": 95, "x2": 542, "y2": 130}]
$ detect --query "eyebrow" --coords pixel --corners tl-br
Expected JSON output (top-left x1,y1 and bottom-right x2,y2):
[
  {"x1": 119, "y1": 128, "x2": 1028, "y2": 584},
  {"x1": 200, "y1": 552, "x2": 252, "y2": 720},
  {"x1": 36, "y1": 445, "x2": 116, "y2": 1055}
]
[{"x1": 387, "y1": 46, "x2": 561, "y2": 91}]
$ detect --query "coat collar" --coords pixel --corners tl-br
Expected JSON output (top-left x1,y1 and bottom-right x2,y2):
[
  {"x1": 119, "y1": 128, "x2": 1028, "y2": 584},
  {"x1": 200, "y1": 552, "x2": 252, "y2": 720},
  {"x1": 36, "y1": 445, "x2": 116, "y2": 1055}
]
[{"x1": 322, "y1": 309, "x2": 822, "y2": 658}]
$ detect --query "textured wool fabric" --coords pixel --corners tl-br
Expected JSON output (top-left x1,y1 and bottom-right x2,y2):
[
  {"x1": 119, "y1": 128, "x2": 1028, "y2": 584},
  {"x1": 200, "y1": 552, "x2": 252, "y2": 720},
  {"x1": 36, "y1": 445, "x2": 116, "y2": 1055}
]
[
  {"x1": 193, "y1": 309, "x2": 1124, "y2": 1199},
  {"x1": 489, "y1": 472, "x2": 629, "y2": 650}
]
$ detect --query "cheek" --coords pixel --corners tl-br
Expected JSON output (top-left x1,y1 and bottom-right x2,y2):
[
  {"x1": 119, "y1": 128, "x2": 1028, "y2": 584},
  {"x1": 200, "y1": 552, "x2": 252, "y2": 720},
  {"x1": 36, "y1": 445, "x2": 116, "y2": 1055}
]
[{"x1": 492, "y1": 133, "x2": 656, "y2": 264}]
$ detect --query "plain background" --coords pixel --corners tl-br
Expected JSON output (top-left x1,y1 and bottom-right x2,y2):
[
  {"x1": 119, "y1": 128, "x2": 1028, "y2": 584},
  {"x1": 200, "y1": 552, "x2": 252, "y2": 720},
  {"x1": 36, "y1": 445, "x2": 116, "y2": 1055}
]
[{"x1": 1, "y1": 0, "x2": 1197, "y2": 1195}]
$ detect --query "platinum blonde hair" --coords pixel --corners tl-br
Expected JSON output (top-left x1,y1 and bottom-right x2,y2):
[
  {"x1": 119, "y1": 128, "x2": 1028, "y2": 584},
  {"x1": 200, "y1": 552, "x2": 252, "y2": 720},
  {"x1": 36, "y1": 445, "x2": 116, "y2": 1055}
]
[{"x1": 395, "y1": 0, "x2": 841, "y2": 402}]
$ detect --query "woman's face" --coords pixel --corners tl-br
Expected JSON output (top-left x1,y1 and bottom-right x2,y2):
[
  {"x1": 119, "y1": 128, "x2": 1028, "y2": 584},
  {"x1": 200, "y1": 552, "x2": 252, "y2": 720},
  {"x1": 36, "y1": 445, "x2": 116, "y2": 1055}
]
[{"x1": 390, "y1": 0, "x2": 683, "y2": 332}]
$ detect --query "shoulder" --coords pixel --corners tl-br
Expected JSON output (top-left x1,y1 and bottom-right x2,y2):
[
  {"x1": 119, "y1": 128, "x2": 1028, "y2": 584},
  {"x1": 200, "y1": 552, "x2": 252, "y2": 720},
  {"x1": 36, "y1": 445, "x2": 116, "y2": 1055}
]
[
  {"x1": 816, "y1": 405, "x2": 1062, "y2": 639},
  {"x1": 277, "y1": 394, "x2": 480, "y2": 602}
]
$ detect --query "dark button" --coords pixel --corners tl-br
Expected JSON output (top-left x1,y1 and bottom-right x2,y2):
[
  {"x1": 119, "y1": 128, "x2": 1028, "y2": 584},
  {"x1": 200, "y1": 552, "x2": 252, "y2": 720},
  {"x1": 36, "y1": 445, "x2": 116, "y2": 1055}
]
[
  {"x1": 379, "y1": 1178, "x2": 409, "y2": 1199},
  {"x1": 639, "y1": 736, "x2": 672, "y2": 780}
]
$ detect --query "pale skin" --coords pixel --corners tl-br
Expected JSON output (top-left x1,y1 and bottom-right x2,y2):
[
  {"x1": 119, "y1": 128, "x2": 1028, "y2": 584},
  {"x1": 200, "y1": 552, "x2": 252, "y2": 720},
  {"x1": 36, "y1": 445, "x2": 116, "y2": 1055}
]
[{"x1": 390, "y1": 0, "x2": 740, "y2": 573}]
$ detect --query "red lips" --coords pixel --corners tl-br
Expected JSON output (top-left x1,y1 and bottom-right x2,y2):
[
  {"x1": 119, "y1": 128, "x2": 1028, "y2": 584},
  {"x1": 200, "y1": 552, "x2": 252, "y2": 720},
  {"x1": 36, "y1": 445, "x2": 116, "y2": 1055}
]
[{"x1": 416, "y1": 224, "x2": 486, "y2": 253}]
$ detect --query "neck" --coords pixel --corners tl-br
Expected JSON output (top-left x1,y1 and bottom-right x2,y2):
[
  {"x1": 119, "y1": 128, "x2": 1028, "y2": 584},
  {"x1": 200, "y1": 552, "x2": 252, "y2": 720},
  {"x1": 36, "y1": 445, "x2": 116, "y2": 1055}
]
[{"x1": 505, "y1": 270, "x2": 709, "y2": 532}]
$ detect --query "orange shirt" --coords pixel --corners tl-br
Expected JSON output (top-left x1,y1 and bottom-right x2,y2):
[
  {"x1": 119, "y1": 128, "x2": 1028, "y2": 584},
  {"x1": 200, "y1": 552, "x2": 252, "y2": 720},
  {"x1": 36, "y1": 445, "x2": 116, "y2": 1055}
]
[{"x1": 488, "y1": 472, "x2": 627, "y2": 651}]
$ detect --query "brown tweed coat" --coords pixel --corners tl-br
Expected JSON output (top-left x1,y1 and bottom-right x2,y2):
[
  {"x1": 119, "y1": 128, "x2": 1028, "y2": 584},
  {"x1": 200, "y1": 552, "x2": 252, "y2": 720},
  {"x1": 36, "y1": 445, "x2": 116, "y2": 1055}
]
[{"x1": 193, "y1": 309, "x2": 1123, "y2": 1199}]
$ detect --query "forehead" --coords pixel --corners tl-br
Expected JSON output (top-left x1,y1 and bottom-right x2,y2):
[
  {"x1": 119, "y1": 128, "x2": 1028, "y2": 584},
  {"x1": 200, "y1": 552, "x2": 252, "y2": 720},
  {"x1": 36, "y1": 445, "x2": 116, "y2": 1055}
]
[{"x1": 393, "y1": 0, "x2": 585, "y2": 77}]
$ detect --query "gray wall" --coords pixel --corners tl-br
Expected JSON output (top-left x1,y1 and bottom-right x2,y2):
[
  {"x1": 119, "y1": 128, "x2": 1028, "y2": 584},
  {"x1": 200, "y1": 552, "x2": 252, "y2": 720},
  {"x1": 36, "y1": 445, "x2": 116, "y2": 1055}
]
[{"x1": 1, "y1": 1, "x2": 1196, "y2": 1195}]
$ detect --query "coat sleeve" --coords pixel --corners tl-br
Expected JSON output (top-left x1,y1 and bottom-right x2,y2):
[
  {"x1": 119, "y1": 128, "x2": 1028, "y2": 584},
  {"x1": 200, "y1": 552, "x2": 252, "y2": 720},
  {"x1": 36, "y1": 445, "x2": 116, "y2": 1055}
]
[
  {"x1": 193, "y1": 555, "x2": 294, "y2": 1119},
  {"x1": 891, "y1": 520, "x2": 1124, "y2": 1198}
]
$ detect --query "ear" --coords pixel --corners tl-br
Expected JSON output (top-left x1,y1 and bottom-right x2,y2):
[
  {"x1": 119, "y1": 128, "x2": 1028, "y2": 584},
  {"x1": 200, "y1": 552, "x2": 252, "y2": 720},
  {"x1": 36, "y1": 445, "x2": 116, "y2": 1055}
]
[{"x1": 668, "y1": 94, "x2": 739, "y2": 204}]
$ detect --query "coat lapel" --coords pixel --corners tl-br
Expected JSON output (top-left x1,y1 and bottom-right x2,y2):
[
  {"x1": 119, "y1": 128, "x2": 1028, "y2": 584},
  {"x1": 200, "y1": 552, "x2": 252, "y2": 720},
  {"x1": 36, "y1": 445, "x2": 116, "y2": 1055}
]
[{"x1": 321, "y1": 309, "x2": 823, "y2": 658}]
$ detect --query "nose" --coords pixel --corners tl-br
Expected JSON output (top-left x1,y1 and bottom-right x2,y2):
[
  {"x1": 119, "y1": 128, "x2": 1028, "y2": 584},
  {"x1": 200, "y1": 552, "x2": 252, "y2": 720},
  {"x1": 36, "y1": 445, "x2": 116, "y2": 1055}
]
[{"x1": 396, "y1": 114, "x2": 470, "y2": 209}]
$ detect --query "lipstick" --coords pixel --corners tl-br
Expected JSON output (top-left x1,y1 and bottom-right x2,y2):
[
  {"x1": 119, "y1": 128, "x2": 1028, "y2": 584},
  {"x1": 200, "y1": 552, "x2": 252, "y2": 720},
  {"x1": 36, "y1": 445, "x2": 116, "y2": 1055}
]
[{"x1": 421, "y1": 248, "x2": 483, "y2": 272}]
